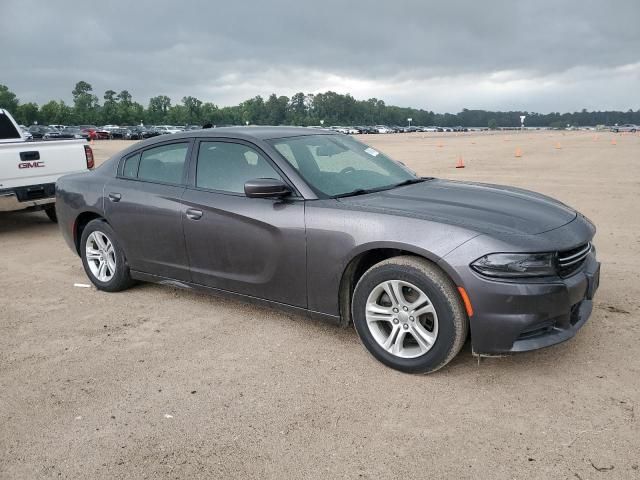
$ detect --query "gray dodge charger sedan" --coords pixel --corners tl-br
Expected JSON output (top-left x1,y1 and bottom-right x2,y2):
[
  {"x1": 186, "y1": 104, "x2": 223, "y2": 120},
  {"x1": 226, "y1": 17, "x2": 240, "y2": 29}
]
[{"x1": 56, "y1": 127, "x2": 600, "y2": 373}]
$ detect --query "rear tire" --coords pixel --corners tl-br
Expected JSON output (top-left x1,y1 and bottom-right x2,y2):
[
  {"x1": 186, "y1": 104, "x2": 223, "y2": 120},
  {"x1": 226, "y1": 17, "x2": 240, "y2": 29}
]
[
  {"x1": 352, "y1": 256, "x2": 468, "y2": 374},
  {"x1": 80, "y1": 219, "x2": 134, "y2": 292},
  {"x1": 44, "y1": 205, "x2": 57, "y2": 223}
]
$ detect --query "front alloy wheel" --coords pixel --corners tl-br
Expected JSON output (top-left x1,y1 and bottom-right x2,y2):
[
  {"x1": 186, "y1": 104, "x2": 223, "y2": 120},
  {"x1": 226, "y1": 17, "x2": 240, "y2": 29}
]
[
  {"x1": 365, "y1": 280, "x2": 438, "y2": 358},
  {"x1": 352, "y1": 256, "x2": 468, "y2": 374}
]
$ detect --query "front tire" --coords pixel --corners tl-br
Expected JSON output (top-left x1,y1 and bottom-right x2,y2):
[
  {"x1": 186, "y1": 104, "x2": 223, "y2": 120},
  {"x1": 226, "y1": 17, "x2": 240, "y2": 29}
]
[
  {"x1": 80, "y1": 219, "x2": 134, "y2": 292},
  {"x1": 352, "y1": 256, "x2": 468, "y2": 374}
]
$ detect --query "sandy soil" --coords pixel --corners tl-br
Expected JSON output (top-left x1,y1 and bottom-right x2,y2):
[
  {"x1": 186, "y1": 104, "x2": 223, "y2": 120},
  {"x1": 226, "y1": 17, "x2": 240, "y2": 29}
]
[{"x1": 1, "y1": 131, "x2": 639, "y2": 479}]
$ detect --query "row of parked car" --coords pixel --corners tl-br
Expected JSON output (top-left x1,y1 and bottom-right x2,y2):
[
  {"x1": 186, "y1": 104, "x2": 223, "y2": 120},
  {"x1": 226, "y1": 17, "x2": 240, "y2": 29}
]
[
  {"x1": 20, "y1": 124, "x2": 205, "y2": 141},
  {"x1": 327, "y1": 125, "x2": 475, "y2": 134}
]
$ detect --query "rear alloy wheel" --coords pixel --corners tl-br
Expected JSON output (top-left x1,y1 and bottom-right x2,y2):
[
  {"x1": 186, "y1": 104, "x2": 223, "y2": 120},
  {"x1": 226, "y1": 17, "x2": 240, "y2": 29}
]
[
  {"x1": 352, "y1": 256, "x2": 468, "y2": 374},
  {"x1": 80, "y1": 219, "x2": 134, "y2": 292}
]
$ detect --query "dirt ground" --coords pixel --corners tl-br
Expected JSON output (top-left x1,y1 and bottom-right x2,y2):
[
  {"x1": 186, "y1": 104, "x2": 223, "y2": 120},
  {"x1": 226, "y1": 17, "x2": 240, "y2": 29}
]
[{"x1": 1, "y1": 130, "x2": 639, "y2": 479}]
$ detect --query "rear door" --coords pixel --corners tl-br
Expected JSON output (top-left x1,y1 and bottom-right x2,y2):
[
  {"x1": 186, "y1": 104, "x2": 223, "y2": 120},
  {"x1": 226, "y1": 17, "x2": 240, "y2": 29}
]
[
  {"x1": 181, "y1": 138, "x2": 307, "y2": 307},
  {"x1": 104, "y1": 140, "x2": 192, "y2": 281}
]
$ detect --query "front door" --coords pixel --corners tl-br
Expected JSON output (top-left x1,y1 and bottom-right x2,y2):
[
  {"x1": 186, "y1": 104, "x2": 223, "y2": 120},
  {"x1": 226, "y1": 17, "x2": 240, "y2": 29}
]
[{"x1": 182, "y1": 139, "x2": 307, "y2": 307}]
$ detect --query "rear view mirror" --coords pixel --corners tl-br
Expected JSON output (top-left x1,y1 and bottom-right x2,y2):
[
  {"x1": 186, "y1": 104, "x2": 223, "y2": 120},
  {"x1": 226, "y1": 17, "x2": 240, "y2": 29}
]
[
  {"x1": 244, "y1": 178, "x2": 292, "y2": 198},
  {"x1": 316, "y1": 143, "x2": 346, "y2": 157}
]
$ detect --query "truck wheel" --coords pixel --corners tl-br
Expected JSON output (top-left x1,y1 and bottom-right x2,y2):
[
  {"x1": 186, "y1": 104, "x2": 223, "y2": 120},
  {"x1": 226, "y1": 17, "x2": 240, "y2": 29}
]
[
  {"x1": 44, "y1": 205, "x2": 58, "y2": 223},
  {"x1": 80, "y1": 219, "x2": 134, "y2": 292},
  {"x1": 352, "y1": 256, "x2": 468, "y2": 374}
]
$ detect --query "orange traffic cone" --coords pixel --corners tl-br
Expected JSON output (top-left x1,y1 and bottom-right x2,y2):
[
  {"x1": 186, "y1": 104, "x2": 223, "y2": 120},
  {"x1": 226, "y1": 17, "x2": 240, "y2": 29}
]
[
  {"x1": 515, "y1": 147, "x2": 523, "y2": 158},
  {"x1": 455, "y1": 155, "x2": 465, "y2": 168},
  {"x1": 438, "y1": 142, "x2": 444, "y2": 148},
  {"x1": 555, "y1": 142, "x2": 562, "y2": 149},
  {"x1": 611, "y1": 137, "x2": 617, "y2": 145}
]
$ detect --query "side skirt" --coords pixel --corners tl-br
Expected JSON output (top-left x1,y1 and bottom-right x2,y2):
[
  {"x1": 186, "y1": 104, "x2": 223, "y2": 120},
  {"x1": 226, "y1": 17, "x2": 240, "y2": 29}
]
[{"x1": 130, "y1": 270, "x2": 342, "y2": 325}]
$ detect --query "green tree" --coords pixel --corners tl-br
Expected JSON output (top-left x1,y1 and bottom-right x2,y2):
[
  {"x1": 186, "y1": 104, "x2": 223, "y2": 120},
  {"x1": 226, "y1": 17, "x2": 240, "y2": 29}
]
[
  {"x1": 117, "y1": 90, "x2": 135, "y2": 124},
  {"x1": 239, "y1": 96, "x2": 266, "y2": 125},
  {"x1": 39, "y1": 101, "x2": 61, "y2": 124},
  {"x1": 15, "y1": 102, "x2": 39, "y2": 125},
  {"x1": 487, "y1": 118, "x2": 497, "y2": 130},
  {"x1": 0, "y1": 84, "x2": 19, "y2": 112},
  {"x1": 72, "y1": 81, "x2": 99, "y2": 123},
  {"x1": 182, "y1": 96, "x2": 203, "y2": 124},
  {"x1": 102, "y1": 89, "x2": 119, "y2": 124},
  {"x1": 147, "y1": 95, "x2": 171, "y2": 124}
]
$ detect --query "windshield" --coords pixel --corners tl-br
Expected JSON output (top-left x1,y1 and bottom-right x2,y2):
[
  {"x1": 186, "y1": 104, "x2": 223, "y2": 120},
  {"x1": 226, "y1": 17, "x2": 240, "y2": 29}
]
[{"x1": 268, "y1": 134, "x2": 418, "y2": 197}]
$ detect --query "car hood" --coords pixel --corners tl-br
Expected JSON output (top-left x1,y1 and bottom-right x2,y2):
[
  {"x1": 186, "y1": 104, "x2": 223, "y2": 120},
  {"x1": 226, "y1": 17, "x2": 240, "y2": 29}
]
[{"x1": 337, "y1": 179, "x2": 577, "y2": 235}]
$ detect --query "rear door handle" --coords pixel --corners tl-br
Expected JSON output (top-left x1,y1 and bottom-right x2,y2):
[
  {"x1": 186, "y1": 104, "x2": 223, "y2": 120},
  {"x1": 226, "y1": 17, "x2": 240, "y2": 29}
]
[
  {"x1": 186, "y1": 208, "x2": 203, "y2": 220},
  {"x1": 108, "y1": 192, "x2": 122, "y2": 202}
]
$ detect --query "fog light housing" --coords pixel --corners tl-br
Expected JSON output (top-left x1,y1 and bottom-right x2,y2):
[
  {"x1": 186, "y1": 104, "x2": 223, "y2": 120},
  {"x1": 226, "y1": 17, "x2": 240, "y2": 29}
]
[{"x1": 471, "y1": 253, "x2": 556, "y2": 278}]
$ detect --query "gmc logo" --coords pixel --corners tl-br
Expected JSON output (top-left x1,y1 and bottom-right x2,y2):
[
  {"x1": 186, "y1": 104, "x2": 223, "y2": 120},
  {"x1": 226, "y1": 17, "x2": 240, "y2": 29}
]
[{"x1": 19, "y1": 161, "x2": 45, "y2": 169}]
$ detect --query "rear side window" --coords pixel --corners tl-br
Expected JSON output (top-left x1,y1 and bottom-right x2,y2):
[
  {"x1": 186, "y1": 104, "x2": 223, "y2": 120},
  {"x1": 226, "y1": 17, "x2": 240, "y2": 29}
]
[
  {"x1": 136, "y1": 143, "x2": 189, "y2": 184},
  {"x1": 122, "y1": 153, "x2": 140, "y2": 178},
  {"x1": 196, "y1": 141, "x2": 282, "y2": 194}
]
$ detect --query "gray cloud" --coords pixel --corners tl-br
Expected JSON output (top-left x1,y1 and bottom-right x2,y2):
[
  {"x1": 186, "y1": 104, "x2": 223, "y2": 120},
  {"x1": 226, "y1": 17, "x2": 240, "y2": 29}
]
[{"x1": 1, "y1": 0, "x2": 639, "y2": 112}]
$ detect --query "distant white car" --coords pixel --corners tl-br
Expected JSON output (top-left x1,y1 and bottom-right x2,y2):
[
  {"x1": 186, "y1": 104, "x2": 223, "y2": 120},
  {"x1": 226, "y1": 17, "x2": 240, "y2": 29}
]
[
  {"x1": 154, "y1": 125, "x2": 183, "y2": 134},
  {"x1": 375, "y1": 125, "x2": 393, "y2": 134},
  {"x1": 421, "y1": 126, "x2": 438, "y2": 132},
  {"x1": 21, "y1": 128, "x2": 33, "y2": 140},
  {"x1": 611, "y1": 124, "x2": 637, "y2": 133}
]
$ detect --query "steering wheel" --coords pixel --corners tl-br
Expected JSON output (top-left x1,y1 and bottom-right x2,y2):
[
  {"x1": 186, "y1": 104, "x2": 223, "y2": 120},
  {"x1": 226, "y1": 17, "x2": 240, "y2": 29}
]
[{"x1": 339, "y1": 167, "x2": 357, "y2": 175}]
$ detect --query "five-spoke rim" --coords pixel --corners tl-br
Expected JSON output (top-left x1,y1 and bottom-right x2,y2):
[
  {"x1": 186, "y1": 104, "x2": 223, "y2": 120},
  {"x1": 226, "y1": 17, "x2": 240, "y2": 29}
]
[
  {"x1": 365, "y1": 280, "x2": 439, "y2": 359},
  {"x1": 85, "y1": 231, "x2": 116, "y2": 282}
]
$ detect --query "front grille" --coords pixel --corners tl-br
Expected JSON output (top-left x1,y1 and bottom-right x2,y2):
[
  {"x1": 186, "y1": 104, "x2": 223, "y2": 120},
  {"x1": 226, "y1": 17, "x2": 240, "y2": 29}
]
[
  {"x1": 557, "y1": 242, "x2": 591, "y2": 277},
  {"x1": 517, "y1": 320, "x2": 556, "y2": 340}
]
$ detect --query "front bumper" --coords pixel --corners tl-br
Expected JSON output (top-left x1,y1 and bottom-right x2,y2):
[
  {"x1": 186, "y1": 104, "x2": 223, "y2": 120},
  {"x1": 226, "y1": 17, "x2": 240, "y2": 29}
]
[{"x1": 463, "y1": 252, "x2": 600, "y2": 355}]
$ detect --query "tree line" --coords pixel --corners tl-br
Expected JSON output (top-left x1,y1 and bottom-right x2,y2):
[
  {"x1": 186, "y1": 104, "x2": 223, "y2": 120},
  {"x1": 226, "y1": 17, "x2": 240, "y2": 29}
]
[{"x1": 1, "y1": 81, "x2": 639, "y2": 129}]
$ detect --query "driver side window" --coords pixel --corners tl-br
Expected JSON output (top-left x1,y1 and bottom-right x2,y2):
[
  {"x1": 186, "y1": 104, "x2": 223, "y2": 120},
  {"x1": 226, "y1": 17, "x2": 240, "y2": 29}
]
[{"x1": 196, "y1": 141, "x2": 282, "y2": 194}]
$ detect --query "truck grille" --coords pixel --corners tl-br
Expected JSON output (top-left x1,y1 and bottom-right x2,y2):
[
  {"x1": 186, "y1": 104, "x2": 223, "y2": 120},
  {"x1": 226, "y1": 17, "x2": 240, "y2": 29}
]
[{"x1": 557, "y1": 242, "x2": 591, "y2": 277}]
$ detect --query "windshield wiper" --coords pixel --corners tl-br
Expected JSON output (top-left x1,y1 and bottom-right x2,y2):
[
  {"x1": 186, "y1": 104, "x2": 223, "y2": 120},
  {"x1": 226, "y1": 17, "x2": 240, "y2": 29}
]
[
  {"x1": 332, "y1": 178, "x2": 432, "y2": 199},
  {"x1": 332, "y1": 188, "x2": 375, "y2": 198},
  {"x1": 391, "y1": 177, "x2": 429, "y2": 188}
]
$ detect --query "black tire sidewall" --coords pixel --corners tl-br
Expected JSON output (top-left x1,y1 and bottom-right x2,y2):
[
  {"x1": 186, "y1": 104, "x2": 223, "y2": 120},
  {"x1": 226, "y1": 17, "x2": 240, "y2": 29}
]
[
  {"x1": 80, "y1": 219, "x2": 131, "y2": 292},
  {"x1": 353, "y1": 263, "x2": 458, "y2": 373},
  {"x1": 44, "y1": 205, "x2": 57, "y2": 223}
]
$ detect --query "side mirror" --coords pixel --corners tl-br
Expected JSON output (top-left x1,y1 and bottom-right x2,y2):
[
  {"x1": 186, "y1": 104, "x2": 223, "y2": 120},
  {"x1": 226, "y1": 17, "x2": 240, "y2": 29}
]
[{"x1": 244, "y1": 178, "x2": 292, "y2": 198}]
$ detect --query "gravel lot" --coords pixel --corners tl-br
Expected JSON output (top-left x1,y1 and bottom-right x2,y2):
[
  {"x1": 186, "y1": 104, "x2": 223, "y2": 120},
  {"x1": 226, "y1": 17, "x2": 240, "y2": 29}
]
[{"x1": 1, "y1": 131, "x2": 639, "y2": 479}]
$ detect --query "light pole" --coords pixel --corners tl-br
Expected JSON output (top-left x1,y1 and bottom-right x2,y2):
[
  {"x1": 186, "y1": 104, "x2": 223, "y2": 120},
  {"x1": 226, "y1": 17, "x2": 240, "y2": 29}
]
[
  {"x1": 407, "y1": 117, "x2": 412, "y2": 128},
  {"x1": 520, "y1": 115, "x2": 526, "y2": 132},
  {"x1": 320, "y1": 119, "x2": 324, "y2": 128}
]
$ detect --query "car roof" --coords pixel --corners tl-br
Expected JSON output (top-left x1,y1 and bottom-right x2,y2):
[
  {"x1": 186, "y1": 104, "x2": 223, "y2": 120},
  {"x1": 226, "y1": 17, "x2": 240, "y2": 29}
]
[
  {"x1": 144, "y1": 126, "x2": 333, "y2": 144},
  {"x1": 113, "y1": 126, "x2": 338, "y2": 160},
  {"x1": 191, "y1": 126, "x2": 333, "y2": 140}
]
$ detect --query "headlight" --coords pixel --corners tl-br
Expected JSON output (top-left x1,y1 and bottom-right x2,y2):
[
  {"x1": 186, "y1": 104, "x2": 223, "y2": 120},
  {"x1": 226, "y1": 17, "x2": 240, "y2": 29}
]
[{"x1": 471, "y1": 253, "x2": 556, "y2": 278}]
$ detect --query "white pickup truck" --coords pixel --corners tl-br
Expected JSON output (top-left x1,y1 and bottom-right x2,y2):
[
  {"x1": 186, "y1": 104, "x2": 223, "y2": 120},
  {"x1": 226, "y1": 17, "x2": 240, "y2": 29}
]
[{"x1": 0, "y1": 109, "x2": 94, "y2": 222}]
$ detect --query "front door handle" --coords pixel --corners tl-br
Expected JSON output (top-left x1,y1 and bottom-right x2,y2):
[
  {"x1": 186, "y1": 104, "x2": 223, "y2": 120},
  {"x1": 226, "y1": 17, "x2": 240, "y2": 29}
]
[
  {"x1": 108, "y1": 192, "x2": 122, "y2": 202},
  {"x1": 186, "y1": 208, "x2": 203, "y2": 220}
]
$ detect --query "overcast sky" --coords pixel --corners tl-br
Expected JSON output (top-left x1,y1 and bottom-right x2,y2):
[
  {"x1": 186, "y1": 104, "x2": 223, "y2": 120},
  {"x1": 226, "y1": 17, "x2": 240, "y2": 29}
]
[{"x1": 2, "y1": 0, "x2": 639, "y2": 113}]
